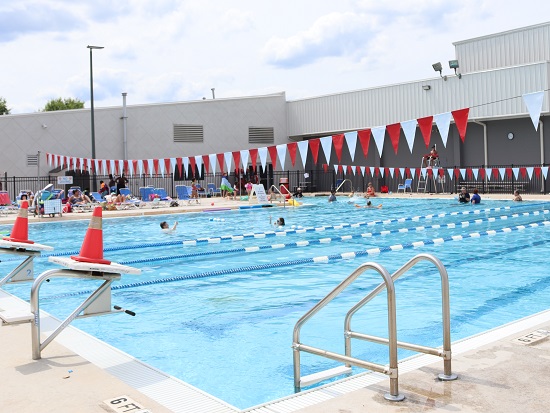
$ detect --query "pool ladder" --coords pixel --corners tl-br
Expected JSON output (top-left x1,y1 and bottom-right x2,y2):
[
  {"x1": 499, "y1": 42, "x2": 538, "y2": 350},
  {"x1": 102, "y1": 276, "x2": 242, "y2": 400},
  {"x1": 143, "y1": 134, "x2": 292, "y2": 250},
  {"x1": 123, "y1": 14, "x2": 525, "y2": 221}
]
[{"x1": 292, "y1": 253, "x2": 457, "y2": 401}]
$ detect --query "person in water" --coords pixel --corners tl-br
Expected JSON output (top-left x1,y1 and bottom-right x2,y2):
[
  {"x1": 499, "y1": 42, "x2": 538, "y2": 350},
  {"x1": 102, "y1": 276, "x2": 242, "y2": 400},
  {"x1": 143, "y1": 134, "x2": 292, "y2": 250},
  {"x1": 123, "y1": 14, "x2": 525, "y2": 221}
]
[{"x1": 160, "y1": 221, "x2": 178, "y2": 232}]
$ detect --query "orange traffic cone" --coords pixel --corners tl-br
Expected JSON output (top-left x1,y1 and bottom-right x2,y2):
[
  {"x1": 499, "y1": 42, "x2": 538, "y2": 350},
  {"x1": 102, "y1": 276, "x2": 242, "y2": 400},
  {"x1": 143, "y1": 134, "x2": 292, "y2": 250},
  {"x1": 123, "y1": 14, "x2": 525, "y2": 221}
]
[
  {"x1": 71, "y1": 206, "x2": 111, "y2": 265},
  {"x1": 3, "y1": 201, "x2": 34, "y2": 244}
]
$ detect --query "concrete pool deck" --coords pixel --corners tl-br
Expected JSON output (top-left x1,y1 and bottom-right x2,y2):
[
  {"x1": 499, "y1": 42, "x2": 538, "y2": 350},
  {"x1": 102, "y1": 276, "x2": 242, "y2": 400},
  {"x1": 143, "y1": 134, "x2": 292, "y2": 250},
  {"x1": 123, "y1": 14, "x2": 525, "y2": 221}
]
[{"x1": 1, "y1": 192, "x2": 550, "y2": 412}]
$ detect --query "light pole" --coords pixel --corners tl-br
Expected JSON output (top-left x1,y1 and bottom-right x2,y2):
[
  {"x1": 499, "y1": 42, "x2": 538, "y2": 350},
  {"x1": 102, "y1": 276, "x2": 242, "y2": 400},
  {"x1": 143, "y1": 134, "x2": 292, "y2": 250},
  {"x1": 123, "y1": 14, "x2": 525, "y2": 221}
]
[{"x1": 87, "y1": 45, "x2": 104, "y2": 191}]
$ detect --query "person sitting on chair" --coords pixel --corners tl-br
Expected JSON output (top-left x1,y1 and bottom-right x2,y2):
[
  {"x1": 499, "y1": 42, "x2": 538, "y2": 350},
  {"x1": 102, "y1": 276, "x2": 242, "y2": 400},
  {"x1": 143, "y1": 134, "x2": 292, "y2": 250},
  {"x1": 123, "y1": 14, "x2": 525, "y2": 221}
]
[
  {"x1": 423, "y1": 145, "x2": 439, "y2": 166},
  {"x1": 69, "y1": 189, "x2": 91, "y2": 205}
]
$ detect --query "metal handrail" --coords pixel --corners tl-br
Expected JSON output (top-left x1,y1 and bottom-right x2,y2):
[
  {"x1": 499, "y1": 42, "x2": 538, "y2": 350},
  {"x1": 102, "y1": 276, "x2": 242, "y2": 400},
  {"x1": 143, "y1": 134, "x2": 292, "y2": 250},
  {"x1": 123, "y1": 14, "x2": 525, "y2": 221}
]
[
  {"x1": 344, "y1": 253, "x2": 457, "y2": 381},
  {"x1": 335, "y1": 178, "x2": 353, "y2": 193},
  {"x1": 292, "y1": 262, "x2": 403, "y2": 401},
  {"x1": 292, "y1": 253, "x2": 456, "y2": 402}
]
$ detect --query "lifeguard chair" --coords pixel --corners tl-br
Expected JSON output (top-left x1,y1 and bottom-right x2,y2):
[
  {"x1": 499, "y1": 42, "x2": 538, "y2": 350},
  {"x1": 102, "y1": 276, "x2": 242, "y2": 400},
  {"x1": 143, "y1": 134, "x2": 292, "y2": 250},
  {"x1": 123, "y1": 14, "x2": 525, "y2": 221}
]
[{"x1": 418, "y1": 145, "x2": 441, "y2": 193}]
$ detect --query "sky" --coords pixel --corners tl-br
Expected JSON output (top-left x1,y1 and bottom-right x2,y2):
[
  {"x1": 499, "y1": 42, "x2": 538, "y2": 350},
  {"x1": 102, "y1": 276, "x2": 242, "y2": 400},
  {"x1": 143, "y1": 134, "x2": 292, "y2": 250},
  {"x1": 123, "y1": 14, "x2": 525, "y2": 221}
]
[{"x1": 1, "y1": 0, "x2": 549, "y2": 114}]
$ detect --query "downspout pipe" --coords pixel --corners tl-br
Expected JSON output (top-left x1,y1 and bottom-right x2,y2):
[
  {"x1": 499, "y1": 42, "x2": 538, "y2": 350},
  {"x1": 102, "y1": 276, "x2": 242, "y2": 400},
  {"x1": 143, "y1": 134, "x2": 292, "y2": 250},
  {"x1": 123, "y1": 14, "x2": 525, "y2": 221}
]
[
  {"x1": 540, "y1": 120, "x2": 545, "y2": 193},
  {"x1": 122, "y1": 93, "x2": 128, "y2": 160}
]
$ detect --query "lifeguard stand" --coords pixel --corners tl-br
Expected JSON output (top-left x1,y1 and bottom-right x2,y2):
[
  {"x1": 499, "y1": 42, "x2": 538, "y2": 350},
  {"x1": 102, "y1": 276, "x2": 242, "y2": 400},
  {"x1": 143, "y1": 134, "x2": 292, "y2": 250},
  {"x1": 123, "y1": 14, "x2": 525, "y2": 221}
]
[{"x1": 417, "y1": 155, "x2": 441, "y2": 193}]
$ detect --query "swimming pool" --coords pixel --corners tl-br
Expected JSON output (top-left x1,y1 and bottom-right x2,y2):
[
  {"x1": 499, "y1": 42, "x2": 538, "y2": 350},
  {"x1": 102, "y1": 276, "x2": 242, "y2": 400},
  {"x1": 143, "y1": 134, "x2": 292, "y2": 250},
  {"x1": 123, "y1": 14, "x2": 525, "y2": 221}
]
[{"x1": 2, "y1": 197, "x2": 550, "y2": 409}]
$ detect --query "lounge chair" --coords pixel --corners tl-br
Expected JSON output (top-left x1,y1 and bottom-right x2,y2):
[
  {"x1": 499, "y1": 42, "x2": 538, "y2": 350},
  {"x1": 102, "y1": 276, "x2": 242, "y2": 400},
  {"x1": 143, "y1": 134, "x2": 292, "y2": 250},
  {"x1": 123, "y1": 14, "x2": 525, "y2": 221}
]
[
  {"x1": 139, "y1": 187, "x2": 155, "y2": 202},
  {"x1": 153, "y1": 188, "x2": 172, "y2": 201},
  {"x1": 207, "y1": 183, "x2": 221, "y2": 197},
  {"x1": 0, "y1": 191, "x2": 18, "y2": 215},
  {"x1": 176, "y1": 185, "x2": 199, "y2": 205}
]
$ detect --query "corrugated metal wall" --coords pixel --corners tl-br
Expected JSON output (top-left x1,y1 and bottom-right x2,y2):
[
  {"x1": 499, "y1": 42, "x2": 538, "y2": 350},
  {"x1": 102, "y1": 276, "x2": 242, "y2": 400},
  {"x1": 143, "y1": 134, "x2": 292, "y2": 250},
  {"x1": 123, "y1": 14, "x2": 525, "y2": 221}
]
[
  {"x1": 454, "y1": 22, "x2": 550, "y2": 74},
  {"x1": 286, "y1": 62, "x2": 549, "y2": 138}
]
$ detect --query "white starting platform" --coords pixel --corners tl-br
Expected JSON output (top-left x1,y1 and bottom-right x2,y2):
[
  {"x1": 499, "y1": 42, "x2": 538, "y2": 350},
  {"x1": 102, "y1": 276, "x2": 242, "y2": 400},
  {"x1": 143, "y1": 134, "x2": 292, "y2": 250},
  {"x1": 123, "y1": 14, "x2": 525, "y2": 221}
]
[
  {"x1": 31, "y1": 257, "x2": 141, "y2": 359},
  {"x1": 0, "y1": 239, "x2": 54, "y2": 286}
]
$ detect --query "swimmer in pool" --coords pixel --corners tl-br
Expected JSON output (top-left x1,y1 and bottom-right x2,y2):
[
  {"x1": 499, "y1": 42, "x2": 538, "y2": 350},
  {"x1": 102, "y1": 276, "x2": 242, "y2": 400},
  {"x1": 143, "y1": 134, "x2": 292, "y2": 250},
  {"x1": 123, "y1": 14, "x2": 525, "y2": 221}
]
[
  {"x1": 160, "y1": 221, "x2": 178, "y2": 232},
  {"x1": 354, "y1": 201, "x2": 382, "y2": 209}
]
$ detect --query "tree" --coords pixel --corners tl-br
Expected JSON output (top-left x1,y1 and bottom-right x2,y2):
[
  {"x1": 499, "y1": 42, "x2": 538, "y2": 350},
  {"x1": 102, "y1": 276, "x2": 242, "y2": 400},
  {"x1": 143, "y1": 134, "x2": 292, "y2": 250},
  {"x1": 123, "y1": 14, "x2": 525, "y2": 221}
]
[
  {"x1": 42, "y1": 97, "x2": 85, "y2": 111},
  {"x1": 0, "y1": 96, "x2": 10, "y2": 115}
]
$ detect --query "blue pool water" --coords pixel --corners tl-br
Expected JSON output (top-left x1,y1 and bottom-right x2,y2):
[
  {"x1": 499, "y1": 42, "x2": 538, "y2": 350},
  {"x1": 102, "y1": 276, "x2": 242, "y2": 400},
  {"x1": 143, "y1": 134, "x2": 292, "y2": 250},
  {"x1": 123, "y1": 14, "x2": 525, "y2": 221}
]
[{"x1": 2, "y1": 197, "x2": 550, "y2": 409}]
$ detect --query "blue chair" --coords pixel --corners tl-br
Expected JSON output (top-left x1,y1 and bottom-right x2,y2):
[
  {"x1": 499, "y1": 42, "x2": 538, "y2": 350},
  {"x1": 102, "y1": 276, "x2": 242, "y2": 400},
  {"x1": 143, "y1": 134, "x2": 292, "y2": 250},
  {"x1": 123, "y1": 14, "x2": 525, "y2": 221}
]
[
  {"x1": 397, "y1": 178, "x2": 413, "y2": 193},
  {"x1": 139, "y1": 187, "x2": 155, "y2": 201},
  {"x1": 176, "y1": 185, "x2": 191, "y2": 203},
  {"x1": 207, "y1": 183, "x2": 221, "y2": 197}
]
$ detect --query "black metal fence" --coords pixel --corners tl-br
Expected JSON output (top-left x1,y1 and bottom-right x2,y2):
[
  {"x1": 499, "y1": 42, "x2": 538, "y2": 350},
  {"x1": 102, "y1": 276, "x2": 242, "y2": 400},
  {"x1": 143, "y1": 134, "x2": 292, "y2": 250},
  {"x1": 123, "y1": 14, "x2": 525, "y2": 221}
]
[{"x1": 1, "y1": 163, "x2": 547, "y2": 203}]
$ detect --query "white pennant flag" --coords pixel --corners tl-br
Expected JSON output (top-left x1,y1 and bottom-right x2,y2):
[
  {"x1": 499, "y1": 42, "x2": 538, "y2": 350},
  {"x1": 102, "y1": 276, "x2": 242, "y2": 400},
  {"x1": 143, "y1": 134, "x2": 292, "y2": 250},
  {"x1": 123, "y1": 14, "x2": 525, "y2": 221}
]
[
  {"x1": 240, "y1": 150, "x2": 249, "y2": 170},
  {"x1": 342, "y1": 165, "x2": 347, "y2": 175},
  {"x1": 522, "y1": 91, "x2": 544, "y2": 130},
  {"x1": 320, "y1": 136, "x2": 332, "y2": 164},
  {"x1": 459, "y1": 168, "x2": 466, "y2": 179},
  {"x1": 128, "y1": 160, "x2": 134, "y2": 176},
  {"x1": 351, "y1": 165, "x2": 356, "y2": 175},
  {"x1": 137, "y1": 159, "x2": 144, "y2": 176},
  {"x1": 102, "y1": 160, "x2": 108, "y2": 176},
  {"x1": 369, "y1": 166, "x2": 374, "y2": 176},
  {"x1": 401, "y1": 119, "x2": 417, "y2": 153},
  {"x1": 333, "y1": 164, "x2": 339, "y2": 174},
  {"x1": 182, "y1": 157, "x2": 189, "y2": 177},
  {"x1": 472, "y1": 168, "x2": 479, "y2": 180},
  {"x1": 526, "y1": 167, "x2": 534, "y2": 179},
  {"x1": 258, "y1": 147, "x2": 268, "y2": 171},
  {"x1": 379, "y1": 167, "x2": 385, "y2": 178},
  {"x1": 276, "y1": 144, "x2": 287, "y2": 170},
  {"x1": 94, "y1": 159, "x2": 99, "y2": 174},
  {"x1": 118, "y1": 159, "x2": 124, "y2": 175},
  {"x1": 224, "y1": 152, "x2": 232, "y2": 173},
  {"x1": 360, "y1": 166, "x2": 366, "y2": 176},
  {"x1": 344, "y1": 131, "x2": 357, "y2": 161},
  {"x1": 371, "y1": 126, "x2": 386, "y2": 156},
  {"x1": 512, "y1": 167, "x2": 519, "y2": 179},
  {"x1": 159, "y1": 159, "x2": 166, "y2": 177},
  {"x1": 297, "y1": 141, "x2": 309, "y2": 167},
  {"x1": 147, "y1": 159, "x2": 154, "y2": 177},
  {"x1": 110, "y1": 159, "x2": 116, "y2": 174},
  {"x1": 499, "y1": 168, "x2": 506, "y2": 180},
  {"x1": 388, "y1": 168, "x2": 394, "y2": 178},
  {"x1": 209, "y1": 154, "x2": 217, "y2": 175},
  {"x1": 434, "y1": 112, "x2": 452, "y2": 147},
  {"x1": 170, "y1": 158, "x2": 176, "y2": 175},
  {"x1": 195, "y1": 155, "x2": 203, "y2": 174},
  {"x1": 86, "y1": 158, "x2": 91, "y2": 172},
  {"x1": 421, "y1": 168, "x2": 427, "y2": 178},
  {"x1": 399, "y1": 167, "x2": 405, "y2": 178},
  {"x1": 447, "y1": 168, "x2": 454, "y2": 181},
  {"x1": 485, "y1": 168, "x2": 493, "y2": 180},
  {"x1": 542, "y1": 166, "x2": 549, "y2": 179}
]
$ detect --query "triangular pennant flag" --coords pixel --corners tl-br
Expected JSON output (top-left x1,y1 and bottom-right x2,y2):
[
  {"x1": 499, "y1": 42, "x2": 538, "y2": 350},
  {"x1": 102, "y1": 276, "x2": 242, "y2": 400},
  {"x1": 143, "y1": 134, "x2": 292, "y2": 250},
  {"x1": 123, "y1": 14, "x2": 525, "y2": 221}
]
[
  {"x1": 224, "y1": 152, "x2": 232, "y2": 173},
  {"x1": 357, "y1": 129, "x2": 371, "y2": 157},
  {"x1": 522, "y1": 91, "x2": 544, "y2": 130},
  {"x1": 258, "y1": 147, "x2": 268, "y2": 171},
  {"x1": 319, "y1": 136, "x2": 333, "y2": 164},
  {"x1": 542, "y1": 166, "x2": 549, "y2": 179},
  {"x1": 526, "y1": 167, "x2": 534, "y2": 179},
  {"x1": 137, "y1": 159, "x2": 144, "y2": 176},
  {"x1": 421, "y1": 168, "x2": 427, "y2": 178},
  {"x1": 118, "y1": 159, "x2": 123, "y2": 174},
  {"x1": 506, "y1": 168, "x2": 513, "y2": 179},
  {"x1": 239, "y1": 150, "x2": 249, "y2": 170},
  {"x1": 349, "y1": 165, "x2": 355, "y2": 175},
  {"x1": 323, "y1": 163, "x2": 328, "y2": 173},
  {"x1": 534, "y1": 167, "x2": 541, "y2": 178},
  {"x1": 308, "y1": 138, "x2": 321, "y2": 165},
  {"x1": 297, "y1": 141, "x2": 309, "y2": 167},
  {"x1": 163, "y1": 158, "x2": 171, "y2": 176},
  {"x1": 86, "y1": 158, "x2": 92, "y2": 172},
  {"x1": 209, "y1": 154, "x2": 217, "y2": 175},
  {"x1": 360, "y1": 166, "x2": 365, "y2": 176},
  {"x1": 378, "y1": 167, "x2": 385, "y2": 178},
  {"x1": 249, "y1": 148, "x2": 258, "y2": 170},
  {"x1": 459, "y1": 168, "x2": 466, "y2": 179},
  {"x1": 276, "y1": 144, "x2": 287, "y2": 170},
  {"x1": 520, "y1": 167, "x2": 527, "y2": 179},
  {"x1": 472, "y1": 168, "x2": 479, "y2": 180},
  {"x1": 434, "y1": 112, "x2": 452, "y2": 147},
  {"x1": 232, "y1": 151, "x2": 241, "y2": 172},
  {"x1": 371, "y1": 126, "x2": 386, "y2": 157},
  {"x1": 369, "y1": 166, "x2": 374, "y2": 176},
  {"x1": 287, "y1": 142, "x2": 297, "y2": 166},
  {"x1": 333, "y1": 164, "x2": 339, "y2": 174},
  {"x1": 417, "y1": 116, "x2": 433, "y2": 148},
  {"x1": 189, "y1": 157, "x2": 196, "y2": 177},
  {"x1": 202, "y1": 155, "x2": 210, "y2": 174},
  {"x1": 499, "y1": 167, "x2": 506, "y2": 180},
  {"x1": 388, "y1": 167, "x2": 394, "y2": 179},
  {"x1": 332, "y1": 134, "x2": 345, "y2": 163},
  {"x1": 344, "y1": 131, "x2": 357, "y2": 161},
  {"x1": 147, "y1": 159, "x2": 154, "y2": 177},
  {"x1": 512, "y1": 167, "x2": 519, "y2": 179},
  {"x1": 386, "y1": 123, "x2": 401, "y2": 155},
  {"x1": 479, "y1": 168, "x2": 485, "y2": 180},
  {"x1": 170, "y1": 158, "x2": 176, "y2": 176},
  {"x1": 195, "y1": 155, "x2": 203, "y2": 175},
  {"x1": 46, "y1": 153, "x2": 51, "y2": 166},
  {"x1": 451, "y1": 108, "x2": 469, "y2": 143},
  {"x1": 176, "y1": 158, "x2": 182, "y2": 177},
  {"x1": 109, "y1": 159, "x2": 116, "y2": 174},
  {"x1": 267, "y1": 146, "x2": 278, "y2": 170},
  {"x1": 485, "y1": 168, "x2": 492, "y2": 180},
  {"x1": 94, "y1": 159, "x2": 99, "y2": 174},
  {"x1": 182, "y1": 157, "x2": 189, "y2": 177},
  {"x1": 401, "y1": 120, "x2": 417, "y2": 153},
  {"x1": 216, "y1": 153, "x2": 225, "y2": 173},
  {"x1": 131, "y1": 159, "x2": 137, "y2": 176},
  {"x1": 399, "y1": 167, "x2": 405, "y2": 178}
]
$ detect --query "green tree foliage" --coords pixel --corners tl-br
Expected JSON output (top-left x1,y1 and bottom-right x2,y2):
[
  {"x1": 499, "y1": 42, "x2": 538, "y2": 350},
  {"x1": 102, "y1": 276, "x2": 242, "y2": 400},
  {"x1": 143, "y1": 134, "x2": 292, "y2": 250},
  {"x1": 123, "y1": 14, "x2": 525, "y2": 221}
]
[
  {"x1": 0, "y1": 96, "x2": 10, "y2": 115},
  {"x1": 42, "y1": 97, "x2": 85, "y2": 111}
]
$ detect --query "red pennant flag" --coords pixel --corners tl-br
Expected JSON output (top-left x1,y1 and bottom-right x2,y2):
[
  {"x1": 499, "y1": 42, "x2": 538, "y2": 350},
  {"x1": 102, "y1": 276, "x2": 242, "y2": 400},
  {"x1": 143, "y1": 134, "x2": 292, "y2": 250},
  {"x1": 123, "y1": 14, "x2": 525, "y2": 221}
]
[
  {"x1": 386, "y1": 123, "x2": 401, "y2": 155},
  {"x1": 153, "y1": 159, "x2": 159, "y2": 175},
  {"x1": 427, "y1": 169, "x2": 433, "y2": 177},
  {"x1": 535, "y1": 167, "x2": 541, "y2": 178},
  {"x1": 287, "y1": 142, "x2": 297, "y2": 166},
  {"x1": 375, "y1": 167, "x2": 380, "y2": 177},
  {"x1": 249, "y1": 148, "x2": 258, "y2": 170},
  {"x1": 417, "y1": 116, "x2": 433, "y2": 148},
  {"x1": 454, "y1": 168, "x2": 460, "y2": 179},
  {"x1": 216, "y1": 153, "x2": 225, "y2": 173},
  {"x1": 46, "y1": 153, "x2": 51, "y2": 166},
  {"x1": 394, "y1": 167, "x2": 399, "y2": 177},
  {"x1": 439, "y1": 168, "x2": 445, "y2": 177},
  {"x1": 75, "y1": 158, "x2": 81, "y2": 170},
  {"x1": 164, "y1": 158, "x2": 171, "y2": 175},
  {"x1": 466, "y1": 168, "x2": 473, "y2": 179},
  {"x1": 323, "y1": 163, "x2": 328, "y2": 173},
  {"x1": 132, "y1": 160, "x2": 138, "y2": 175},
  {"x1": 176, "y1": 157, "x2": 183, "y2": 177},
  {"x1": 506, "y1": 168, "x2": 513, "y2": 179},
  {"x1": 123, "y1": 160, "x2": 129, "y2": 174},
  {"x1": 357, "y1": 129, "x2": 371, "y2": 157},
  {"x1": 492, "y1": 168, "x2": 499, "y2": 180},
  {"x1": 479, "y1": 168, "x2": 486, "y2": 180},
  {"x1": 452, "y1": 108, "x2": 470, "y2": 143},
  {"x1": 267, "y1": 146, "x2": 277, "y2": 170},
  {"x1": 189, "y1": 157, "x2": 196, "y2": 176},
  {"x1": 332, "y1": 134, "x2": 345, "y2": 162},
  {"x1": 202, "y1": 155, "x2": 210, "y2": 174},
  {"x1": 232, "y1": 151, "x2": 241, "y2": 171},
  {"x1": 142, "y1": 160, "x2": 149, "y2": 175},
  {"x1": 337, "y1": 164, "x2": 343, "y2": 173},
  {"x1": 309, "y1": 139, "x2": 321, "y2": 165},
  {"x1": 405, "y1": 167, "x2": 411, "y2": 178}
]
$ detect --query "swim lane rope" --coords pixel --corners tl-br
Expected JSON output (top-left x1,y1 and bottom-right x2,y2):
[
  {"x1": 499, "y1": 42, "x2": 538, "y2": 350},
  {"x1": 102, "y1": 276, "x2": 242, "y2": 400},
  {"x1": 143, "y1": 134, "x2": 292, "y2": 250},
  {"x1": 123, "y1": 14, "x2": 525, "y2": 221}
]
[{"x1": 43, "y1": 218, "x2": 550, "y2": 300}]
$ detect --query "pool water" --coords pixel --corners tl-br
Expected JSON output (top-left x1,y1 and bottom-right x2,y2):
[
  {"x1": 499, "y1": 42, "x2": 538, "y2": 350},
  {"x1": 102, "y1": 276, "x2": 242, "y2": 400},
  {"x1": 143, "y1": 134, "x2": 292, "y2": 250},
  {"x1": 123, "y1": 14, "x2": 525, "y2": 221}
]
[{"x1": 2, "y1": 197, "x2": 550, "y2": 409}]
